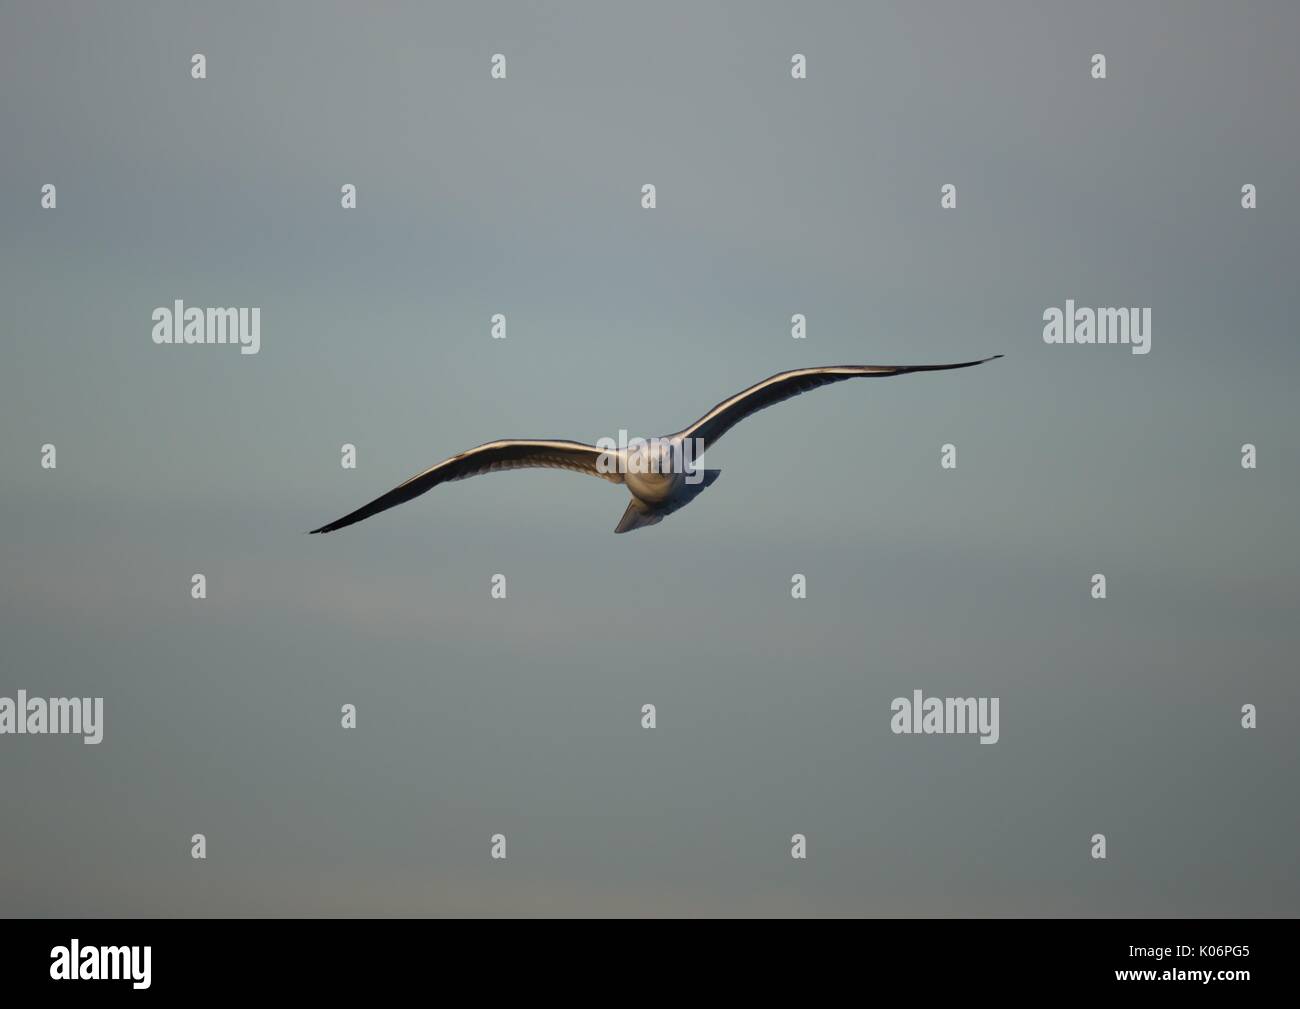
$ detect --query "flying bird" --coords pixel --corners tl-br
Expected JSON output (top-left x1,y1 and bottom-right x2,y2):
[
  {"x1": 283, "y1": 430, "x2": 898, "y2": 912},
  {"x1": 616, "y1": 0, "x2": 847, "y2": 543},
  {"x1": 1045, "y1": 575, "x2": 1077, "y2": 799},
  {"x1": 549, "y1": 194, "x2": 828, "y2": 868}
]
[{"x1": 310, "y1": 355, "x2": 1002, "y2": 535}]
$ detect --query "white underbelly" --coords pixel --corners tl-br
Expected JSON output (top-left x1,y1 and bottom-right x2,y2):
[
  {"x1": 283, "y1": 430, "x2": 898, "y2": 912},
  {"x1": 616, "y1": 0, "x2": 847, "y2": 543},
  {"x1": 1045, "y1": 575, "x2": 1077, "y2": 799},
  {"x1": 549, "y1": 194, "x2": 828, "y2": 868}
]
[{"x1": 625, "y1": 469, "x2": 680, "y2": 504}]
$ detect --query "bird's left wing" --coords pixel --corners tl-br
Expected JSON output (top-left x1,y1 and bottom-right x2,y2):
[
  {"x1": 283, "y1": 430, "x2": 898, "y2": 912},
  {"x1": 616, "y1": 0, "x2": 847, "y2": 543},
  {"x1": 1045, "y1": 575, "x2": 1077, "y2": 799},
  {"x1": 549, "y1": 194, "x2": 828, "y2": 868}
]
[
  {"x1": 675, "y1": 356, "x2": 1002, "y2": 452},
  {"x1": 309, "y1": 439, "x2": 623, "y2": 534}
]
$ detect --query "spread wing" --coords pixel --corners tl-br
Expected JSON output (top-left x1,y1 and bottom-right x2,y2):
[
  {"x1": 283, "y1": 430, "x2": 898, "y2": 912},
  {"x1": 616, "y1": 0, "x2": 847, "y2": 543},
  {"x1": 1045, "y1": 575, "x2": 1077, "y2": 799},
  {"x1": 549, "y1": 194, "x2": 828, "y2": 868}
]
[
  {"x1": 676, "y1": 356, "x2": 1002, "y2": 452},
  {"x1": 309, "y1": 439, "x2": 623, "y2": 534}
]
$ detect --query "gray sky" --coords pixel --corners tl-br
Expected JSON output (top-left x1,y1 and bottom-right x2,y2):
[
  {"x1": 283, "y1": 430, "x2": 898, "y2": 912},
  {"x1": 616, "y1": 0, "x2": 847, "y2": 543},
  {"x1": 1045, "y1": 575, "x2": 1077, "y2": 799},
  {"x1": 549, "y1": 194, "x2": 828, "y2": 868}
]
[{"x1": 1, "y1": 0, "x2": 1297, "y2": 916}]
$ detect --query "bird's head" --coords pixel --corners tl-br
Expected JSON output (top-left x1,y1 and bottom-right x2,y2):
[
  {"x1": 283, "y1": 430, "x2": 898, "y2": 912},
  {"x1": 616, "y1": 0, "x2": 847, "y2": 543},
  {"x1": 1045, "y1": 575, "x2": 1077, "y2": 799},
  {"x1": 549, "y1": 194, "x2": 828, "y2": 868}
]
[{"x1": 624, "y1": 437, "x2": 685, "y2": 503}]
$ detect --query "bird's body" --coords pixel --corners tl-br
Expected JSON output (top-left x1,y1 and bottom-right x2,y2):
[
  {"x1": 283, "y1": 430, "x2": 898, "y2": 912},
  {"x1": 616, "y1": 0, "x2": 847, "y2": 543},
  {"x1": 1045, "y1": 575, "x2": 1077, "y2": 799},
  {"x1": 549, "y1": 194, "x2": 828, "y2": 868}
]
[{"x1": 310, "y1": 355, "x2": 1002, "y2": 535}]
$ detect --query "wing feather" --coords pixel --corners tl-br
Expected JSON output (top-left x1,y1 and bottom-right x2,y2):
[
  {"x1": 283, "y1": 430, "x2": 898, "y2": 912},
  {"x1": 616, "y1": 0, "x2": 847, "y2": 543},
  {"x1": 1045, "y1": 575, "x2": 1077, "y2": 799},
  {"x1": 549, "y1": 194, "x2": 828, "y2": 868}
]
[
  {"x1": 677, "y1": 356, "x2": 1002, "y2": 451},
  {"x1": 309, "y1": 439, "x2": 622, "y2": 534}
]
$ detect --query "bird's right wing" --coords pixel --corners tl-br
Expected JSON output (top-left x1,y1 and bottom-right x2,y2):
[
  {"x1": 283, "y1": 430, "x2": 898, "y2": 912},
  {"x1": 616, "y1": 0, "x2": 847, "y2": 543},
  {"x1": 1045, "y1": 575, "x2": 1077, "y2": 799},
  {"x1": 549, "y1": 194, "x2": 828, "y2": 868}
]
[
  {"x1": 310, "y1": 439, "x2": 623, "y2": 534},
  {"x1": 676, "y1": 356, "x2": 1003, "y2": 452}
]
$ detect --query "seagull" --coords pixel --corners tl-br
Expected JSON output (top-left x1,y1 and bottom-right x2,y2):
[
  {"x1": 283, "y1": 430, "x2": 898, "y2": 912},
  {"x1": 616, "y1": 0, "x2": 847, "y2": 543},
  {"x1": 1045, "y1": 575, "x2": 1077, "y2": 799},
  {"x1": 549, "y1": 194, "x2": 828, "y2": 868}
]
[{"x1": 310, "y1": 355, "x2": 1002, "y2": 535}]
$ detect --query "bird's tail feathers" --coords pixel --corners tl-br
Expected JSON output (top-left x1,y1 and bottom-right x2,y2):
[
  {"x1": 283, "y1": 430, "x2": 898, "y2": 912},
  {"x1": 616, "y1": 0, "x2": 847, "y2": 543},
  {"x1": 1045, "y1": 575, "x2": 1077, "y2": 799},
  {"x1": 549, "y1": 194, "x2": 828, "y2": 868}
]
[
  {"x1": 613, "y1": 469, "x2": 722, "y2": 534},
  {"x1": 614, "y1": 499, "x2": 664, "y2": 533}
]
